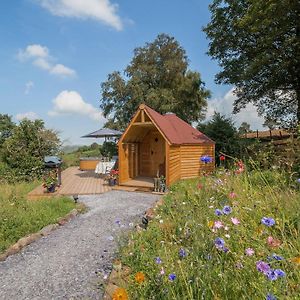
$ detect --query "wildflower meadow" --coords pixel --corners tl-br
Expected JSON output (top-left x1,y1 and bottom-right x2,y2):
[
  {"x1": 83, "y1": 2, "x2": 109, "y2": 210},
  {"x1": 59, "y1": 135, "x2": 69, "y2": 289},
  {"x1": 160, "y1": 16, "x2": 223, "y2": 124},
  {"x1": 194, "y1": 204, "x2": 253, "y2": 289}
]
[{"x1": 118, "y1": 169, "x2": 300, "y2": 299}]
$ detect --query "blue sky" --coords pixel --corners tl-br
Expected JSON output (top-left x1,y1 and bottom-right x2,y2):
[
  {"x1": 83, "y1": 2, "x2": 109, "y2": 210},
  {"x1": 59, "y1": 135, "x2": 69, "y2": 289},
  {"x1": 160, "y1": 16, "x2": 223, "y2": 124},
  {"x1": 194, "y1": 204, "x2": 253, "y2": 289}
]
[{"x1": 0, "y1": 0, "x2": 264, "y2": 145}]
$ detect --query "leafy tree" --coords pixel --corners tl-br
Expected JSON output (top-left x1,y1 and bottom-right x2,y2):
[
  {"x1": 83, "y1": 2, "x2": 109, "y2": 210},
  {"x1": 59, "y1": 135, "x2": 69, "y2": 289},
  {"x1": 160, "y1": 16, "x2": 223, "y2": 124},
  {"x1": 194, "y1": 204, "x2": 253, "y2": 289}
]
[
  {"x1": 204, "y1": 0, "x2": 300, "y2": 127},
  {"x1": 238, "y1": 122, "x2": 251, "y2": 135},
  {"x1": 198, "y1": 112, "x2": 240, "y2": 160},
  {"x1": 100, "y1": 34, "x2": 210, "y2": 129},
  {"x1": 0, "y1": 114, "x2": 15, "y2": 146},
  {"x1": 2, "y1": 119, "x2": 60, "y2": 180}
]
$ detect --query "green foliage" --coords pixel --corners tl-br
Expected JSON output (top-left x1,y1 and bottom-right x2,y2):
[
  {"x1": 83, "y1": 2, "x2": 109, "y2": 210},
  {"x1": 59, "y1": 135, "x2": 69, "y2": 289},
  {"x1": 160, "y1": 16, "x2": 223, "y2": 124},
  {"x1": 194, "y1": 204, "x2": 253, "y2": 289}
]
[
  {"x1": 100, "y1": 33, "x2": 210, "y2": 129},
  {"x1": 198, "y1": 112, "x2": 243, "y2": 161},
  {"x1": 1, "y1": 119, "x2": 60, "y2": 181},
  {"x1": 62, "y1": 143, "x2": 102, "y2": 168},
  {"x1": 0, "y1": 114, "x2": 15, "y2": 147},
  {"x1": 0, "y1": 182, "x2": 77, "y2": 253},
  {"x1": 100, "y1": 141, "x2": 118, "y2": 158},
  {"x1": 204, "y1": 0, "x2": 300, "y2": 127},
  {"x1": 119, "y1": 170, "x2": 300, "y2": 299}
]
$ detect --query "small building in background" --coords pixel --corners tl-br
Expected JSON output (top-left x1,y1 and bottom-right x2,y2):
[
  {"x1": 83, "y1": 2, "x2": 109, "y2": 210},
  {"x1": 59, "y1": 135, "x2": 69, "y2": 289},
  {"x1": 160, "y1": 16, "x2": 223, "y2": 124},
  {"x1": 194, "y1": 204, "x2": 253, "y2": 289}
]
[{"x1": 118, "y1": 104, "x2": 215, "y2": 189}]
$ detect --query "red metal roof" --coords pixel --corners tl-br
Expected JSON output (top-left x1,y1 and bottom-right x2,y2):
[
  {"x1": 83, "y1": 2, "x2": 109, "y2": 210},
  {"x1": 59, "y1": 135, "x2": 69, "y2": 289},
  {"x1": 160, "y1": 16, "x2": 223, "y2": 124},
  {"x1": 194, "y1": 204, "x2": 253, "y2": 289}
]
[{"x1": 144, "y1": 105, "x2": 214, "y2": 145}]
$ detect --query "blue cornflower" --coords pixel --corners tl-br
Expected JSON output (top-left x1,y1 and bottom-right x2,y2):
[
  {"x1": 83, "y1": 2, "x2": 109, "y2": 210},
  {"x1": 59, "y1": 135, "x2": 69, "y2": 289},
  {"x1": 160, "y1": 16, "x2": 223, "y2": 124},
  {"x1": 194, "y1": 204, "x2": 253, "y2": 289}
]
[
  {"x1": 267, "y1": 269, "x2": 278, "y2": 281},
  {"x1": 155, "y1": 257, "x2": 162, "y2": 264},
  {"x1": 214, "y1": 237, "x2": 225, "y2": 250},
  {"x1": 168, "y1": 273, "x2": 176, "y2": 281},
  {"x1": 223, "y1": 205, "x2": 232, "y2": 215},
  {"x1": 200, "y1": 155, "x2": 213, "y2": 164},
  {"x1": 274, "y1": 269, "x2": 285, "y2": 278},
  {"x1": 261, "y1": 217, "x2": 275, "y2": 227},
  {"x1": 215, "y1": 209, "x2": 223, "y2": 216},
  {"x1": 266, "y1": 293, "x2": 276, "y2": 300},
  {"x1": 179, "y1": 248, "x2": 187, "y2": 258},
  {"x1": 272, "y1": 254, "x2": 283, "y2": 261}
]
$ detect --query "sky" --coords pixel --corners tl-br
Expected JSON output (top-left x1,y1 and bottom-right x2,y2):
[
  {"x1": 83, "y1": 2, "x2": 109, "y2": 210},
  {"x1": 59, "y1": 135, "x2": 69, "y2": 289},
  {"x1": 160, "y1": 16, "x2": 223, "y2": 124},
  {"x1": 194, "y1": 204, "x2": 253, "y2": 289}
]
[{"x1": 0, "y1": 0, "x2": 264, "y2": 145}]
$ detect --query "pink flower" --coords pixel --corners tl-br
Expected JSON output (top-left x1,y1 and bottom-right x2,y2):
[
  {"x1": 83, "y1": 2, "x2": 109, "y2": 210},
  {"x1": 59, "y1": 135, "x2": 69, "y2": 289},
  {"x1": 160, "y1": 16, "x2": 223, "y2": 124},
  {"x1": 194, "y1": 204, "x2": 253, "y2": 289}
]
[
  {"x1": 229, "y1": 192, "x2": 237, "y2": 198},
  {"x1": 231, "y1": 217, "x2": 240, "y2": 225},
  {"x1": 213, "y1": 221, "x2": 224, "y2": 229},
  {"x1": 245, "y1": 248, "x2": 255, "y2": 256},
  {"x1": 267, "y1": 236, "x2": 281, "y2": 248},
  {"x1": 160, "y1": 267, "x2": 165, "y2": 275}
]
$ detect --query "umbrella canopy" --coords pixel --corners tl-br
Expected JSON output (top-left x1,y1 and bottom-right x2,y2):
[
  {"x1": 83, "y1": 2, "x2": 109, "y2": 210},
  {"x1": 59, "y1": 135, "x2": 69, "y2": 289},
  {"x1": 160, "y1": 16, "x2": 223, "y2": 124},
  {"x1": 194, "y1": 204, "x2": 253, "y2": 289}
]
[{"x1": 81, "y1": 128, "x2": 122, "y2": 140}]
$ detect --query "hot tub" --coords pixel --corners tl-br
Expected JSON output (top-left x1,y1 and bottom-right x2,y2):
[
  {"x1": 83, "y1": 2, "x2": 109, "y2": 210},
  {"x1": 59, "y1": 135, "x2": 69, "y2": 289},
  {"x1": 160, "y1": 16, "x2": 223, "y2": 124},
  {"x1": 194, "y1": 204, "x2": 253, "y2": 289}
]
[{"x1": 79, "y1": 157, "x2": 101, "y2": 171}]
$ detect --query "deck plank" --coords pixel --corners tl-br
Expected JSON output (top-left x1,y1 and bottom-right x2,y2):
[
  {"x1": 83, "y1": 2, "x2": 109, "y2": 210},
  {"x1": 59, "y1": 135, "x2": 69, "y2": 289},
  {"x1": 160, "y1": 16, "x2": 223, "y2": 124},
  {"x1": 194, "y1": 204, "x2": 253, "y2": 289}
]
[{"x1": 28, "y1": 167, "x2": 111, "y2": 199}]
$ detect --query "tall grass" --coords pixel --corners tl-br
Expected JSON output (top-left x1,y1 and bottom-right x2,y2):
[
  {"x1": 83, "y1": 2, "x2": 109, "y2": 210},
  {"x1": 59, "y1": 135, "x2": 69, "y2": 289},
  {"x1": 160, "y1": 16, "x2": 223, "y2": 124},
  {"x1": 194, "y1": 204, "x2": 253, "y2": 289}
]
[
  {"x1": 119, "y1": 169, "x2": 300, "y2": 299},
  {"x1": 0, "y1": 182, "x2": 76, "y2": 253}
]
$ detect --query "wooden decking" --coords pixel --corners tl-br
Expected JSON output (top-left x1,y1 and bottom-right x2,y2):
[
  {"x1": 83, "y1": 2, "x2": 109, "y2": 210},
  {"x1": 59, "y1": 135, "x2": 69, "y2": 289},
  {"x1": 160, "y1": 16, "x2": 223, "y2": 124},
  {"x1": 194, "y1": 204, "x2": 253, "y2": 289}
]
[
  {"x1": 28, "y1": 167, "x2": 111, "y2": 200},
  {"x1": 121, "y1": 176, "x2": 154, "y2": 188}
]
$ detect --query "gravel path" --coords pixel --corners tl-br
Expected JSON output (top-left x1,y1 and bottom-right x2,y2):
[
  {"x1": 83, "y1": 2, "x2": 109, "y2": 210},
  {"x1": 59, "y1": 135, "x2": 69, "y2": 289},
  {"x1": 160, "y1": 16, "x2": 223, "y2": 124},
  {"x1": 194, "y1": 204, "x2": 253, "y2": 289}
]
[{"x1": 0, "y1": 191, "x2": 160, "y2": 300}]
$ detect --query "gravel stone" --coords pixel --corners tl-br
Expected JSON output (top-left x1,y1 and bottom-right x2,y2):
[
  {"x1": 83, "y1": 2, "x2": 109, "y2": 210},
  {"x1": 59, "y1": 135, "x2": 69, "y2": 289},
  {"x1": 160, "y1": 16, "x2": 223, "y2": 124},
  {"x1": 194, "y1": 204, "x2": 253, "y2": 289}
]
[{"x1": 0, "y1": 191, "x2": 160, "y2": 300}]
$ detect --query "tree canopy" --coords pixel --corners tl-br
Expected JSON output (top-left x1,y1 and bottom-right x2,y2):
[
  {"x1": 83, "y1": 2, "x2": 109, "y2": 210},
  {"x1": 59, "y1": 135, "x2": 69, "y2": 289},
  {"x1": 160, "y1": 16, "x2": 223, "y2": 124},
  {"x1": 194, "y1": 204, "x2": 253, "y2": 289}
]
[
  {"x1": 0, "y1": 114, "x2": 15, "y2": 146},
  {"x1": 1, "y1": 119, "x2": 60, "y2": 180},
  {"x1": 100, "y1": 34, "x2": 210, "y2": 129},
  {"x1": 198, "y1": 112, "x2": 241, "y2": 160},
  {"x1": 204, "y1": 0, "x2": 300, "y2": 127}
]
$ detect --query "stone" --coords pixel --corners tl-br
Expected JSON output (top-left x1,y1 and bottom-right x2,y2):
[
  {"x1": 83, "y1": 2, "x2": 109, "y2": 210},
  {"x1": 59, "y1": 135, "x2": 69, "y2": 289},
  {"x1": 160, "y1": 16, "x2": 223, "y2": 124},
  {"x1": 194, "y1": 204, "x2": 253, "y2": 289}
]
[
  {"x1": 39, "y1": 224, "x2": 59, "y2": 236},
  {"x1": 155, "y1": 198, "x2": 164, "y2": 207},
  {"x1": 6, "y1": 243, "x2": 21, "y2": 256},
  {"x1": 105, "y1": 283, "x2": 119, "y2": 298},
  {"x1": 145, "y1": 207, "x2": 155, "y2": 220},
  {"x1": 0, "y1": 253, "x2": 8, "y2": 262}
]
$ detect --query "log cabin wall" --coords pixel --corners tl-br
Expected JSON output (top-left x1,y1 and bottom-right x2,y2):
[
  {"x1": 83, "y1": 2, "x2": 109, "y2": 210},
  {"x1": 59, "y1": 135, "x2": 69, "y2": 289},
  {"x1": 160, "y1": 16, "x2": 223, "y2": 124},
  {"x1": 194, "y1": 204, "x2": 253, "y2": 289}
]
[
  {"x1": 180, "y1": 144, "x2": 215, "y2": 179},
  {"x1": 167, "y1": 145, "x2": 181, "y2": 185}
]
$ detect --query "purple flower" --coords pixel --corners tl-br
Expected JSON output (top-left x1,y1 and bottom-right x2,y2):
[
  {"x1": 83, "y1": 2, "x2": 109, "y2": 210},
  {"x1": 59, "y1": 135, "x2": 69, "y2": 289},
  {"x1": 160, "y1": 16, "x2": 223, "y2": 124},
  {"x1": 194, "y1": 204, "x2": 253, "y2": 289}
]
[
  {"x1": 245, "y1": 248, "x2": 255, "y2": 256},
  {"x1": 272, "y1": 254, "x2": 283, "y2": 261},
  {"x1": 223, "y1": 206, "x2": 232, "y2": 215},
  {"x1": 168, "y1": 273, "x2": 176, "y2": 281},
  {"x1": 215, "y1": 209, "x2": 223, "y2": 216},
  {"x1": 223, "y1": 247, "x2": 229, "y2": 253},
  {"x1": 179, "y1": 248, "x2": 187, "y2": 258},
  {"x1": 256, "y1": 261, "x2": 271, "y2": 275},
  {"x1": 115, "y1": 220, "x2": 121, "y2": 226},
  {"x1": 266, "y1": 293, "x2": 276, "y2": 300},
  {"x1": 274, "y1": 269, "x2": 285, "y2": 278},
  {"x1": 214, "y1": 237, "x2": 225, "y2": 250},
  {"x1": 267, "y1": 269, "x2": 278, "y2": 281},
  {"x1": 200, "y1": 155, "x2": 213, "y2": 164},
  {"x1": 261, "y1": 217, "x2": 275, "y2": 227},
  {"x1": 155, "y1": 257, "x2": 162, "y2": 264},
  {"x1": 296, "y1": 178, "x2": 300, "y2": 184}
]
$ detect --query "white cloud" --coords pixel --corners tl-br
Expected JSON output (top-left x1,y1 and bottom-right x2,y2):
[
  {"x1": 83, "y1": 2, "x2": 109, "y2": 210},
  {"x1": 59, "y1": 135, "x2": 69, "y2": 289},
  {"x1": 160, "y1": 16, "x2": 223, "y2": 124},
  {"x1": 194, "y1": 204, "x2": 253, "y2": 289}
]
[
  {"x1": 17, "y1": 44, "x2": 49, "y2": 61},
  {"x1": 206, "y1": 88, "x2": 265, "y2": 130},
  {"x1": 24, "y1": 81, "x2": 34, "y2": 95},
  {"x1": 37, "y1": 0, "x2": 123, "y2": 30},
  {"x1": 16, "y1": 111, "x2": 40, "y2": 121},
  {"x1": 17, "y1": 44, "x2": 76, "y2": 78},
  {"x1": 50, "y1": 64, "x2": 76, "y2": 77},
  {"x1": 48, "y1": 90, "x2": 104, "y2": 121}
]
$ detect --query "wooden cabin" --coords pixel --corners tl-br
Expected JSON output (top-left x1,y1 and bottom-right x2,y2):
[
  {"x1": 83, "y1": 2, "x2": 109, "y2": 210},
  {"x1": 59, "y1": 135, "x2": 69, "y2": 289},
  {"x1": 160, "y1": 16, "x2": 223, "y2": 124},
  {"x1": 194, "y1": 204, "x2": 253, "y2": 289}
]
[{"x1": 118, "y1": 104, "x2": 215, "y2": 189}]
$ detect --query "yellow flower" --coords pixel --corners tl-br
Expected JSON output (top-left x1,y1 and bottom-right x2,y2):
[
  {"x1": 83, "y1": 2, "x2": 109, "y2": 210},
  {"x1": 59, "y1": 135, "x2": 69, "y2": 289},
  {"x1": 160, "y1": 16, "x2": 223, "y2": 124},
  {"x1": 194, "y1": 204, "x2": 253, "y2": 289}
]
[
  {"x1": 291, "y1": 256, "x2": 300, "y2": 265},
  {"x1": 112, "y1": 287, "x2": 128, "y2": 300},
  {"x1": 208, "y1": 220, "x2": 214, "y2": 228},
  {"x1": 135, "y1": 271, "x2": 145, "y2": 284}
]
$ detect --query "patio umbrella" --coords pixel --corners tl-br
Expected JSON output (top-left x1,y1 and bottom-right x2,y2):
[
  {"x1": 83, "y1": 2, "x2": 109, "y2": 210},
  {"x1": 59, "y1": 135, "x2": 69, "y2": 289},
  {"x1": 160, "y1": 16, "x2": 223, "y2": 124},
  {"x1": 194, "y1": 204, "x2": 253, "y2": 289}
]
[{"x1": 81, "y1": 128, "x2": 123, "y2": 141}]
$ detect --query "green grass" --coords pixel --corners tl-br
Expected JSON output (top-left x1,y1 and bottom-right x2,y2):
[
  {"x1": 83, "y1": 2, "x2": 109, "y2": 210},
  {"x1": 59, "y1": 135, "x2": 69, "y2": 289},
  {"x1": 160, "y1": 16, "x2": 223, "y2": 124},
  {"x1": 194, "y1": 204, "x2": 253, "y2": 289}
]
[
  {"x1": 119, "y1": 170, "x2": 300, "y2": 299},
  {"x1": 0, "y1": 182, "x2": 77, "y2": 253}
]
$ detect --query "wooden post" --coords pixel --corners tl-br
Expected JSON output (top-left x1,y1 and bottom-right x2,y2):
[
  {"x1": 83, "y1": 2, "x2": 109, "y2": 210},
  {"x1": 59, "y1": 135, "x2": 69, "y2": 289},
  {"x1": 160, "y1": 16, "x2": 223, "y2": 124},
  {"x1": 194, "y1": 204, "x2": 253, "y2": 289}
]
[{"x1": 141, "y1": 110, "x2": 145, "y2": 123}]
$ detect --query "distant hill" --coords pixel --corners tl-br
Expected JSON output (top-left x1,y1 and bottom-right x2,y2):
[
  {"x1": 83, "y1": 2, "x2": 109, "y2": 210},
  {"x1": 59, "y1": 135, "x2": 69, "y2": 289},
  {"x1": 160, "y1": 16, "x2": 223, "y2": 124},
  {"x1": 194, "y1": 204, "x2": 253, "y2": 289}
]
[{"x1": 60, "y1": 145, "x2": 81, "y2": 154}]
